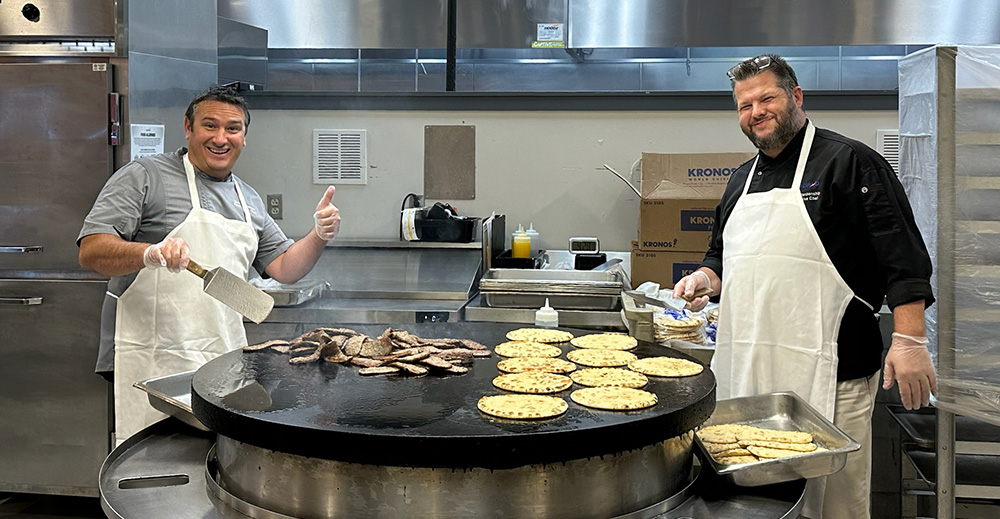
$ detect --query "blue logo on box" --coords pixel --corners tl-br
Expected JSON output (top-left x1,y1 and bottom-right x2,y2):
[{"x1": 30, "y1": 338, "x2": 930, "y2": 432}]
[
  {"x1": 680, "y1": 210, "x2": 715, "y2": 231},
  {"x1": 672, "y1": 263, "x2": 701, "y2": 283}
]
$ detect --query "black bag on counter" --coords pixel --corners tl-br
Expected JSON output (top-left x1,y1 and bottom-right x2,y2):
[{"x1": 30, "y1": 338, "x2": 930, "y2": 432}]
[{"x1": 417, "y1": 203, "x2": 478, "y2": 242}]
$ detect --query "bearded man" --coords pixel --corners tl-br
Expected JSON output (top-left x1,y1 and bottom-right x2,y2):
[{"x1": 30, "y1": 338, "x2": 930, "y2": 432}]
[{"x1": 672, "y1": 54, "x2": 936, "y2": 519}]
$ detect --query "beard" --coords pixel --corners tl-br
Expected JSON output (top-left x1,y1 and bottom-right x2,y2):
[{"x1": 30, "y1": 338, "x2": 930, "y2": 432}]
[{"x1": 742, "y1": 100, "x2": 802, "y2": 152}]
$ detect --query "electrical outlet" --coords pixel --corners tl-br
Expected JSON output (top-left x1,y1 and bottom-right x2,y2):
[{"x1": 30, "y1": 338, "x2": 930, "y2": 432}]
[{"x1": 266, "y1": 194, "x2": 282, "y2": 220}]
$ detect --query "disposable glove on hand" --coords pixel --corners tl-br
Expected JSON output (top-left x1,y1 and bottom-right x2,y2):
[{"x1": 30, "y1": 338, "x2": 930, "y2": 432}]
[
  {"x1": 313, "y1": 186, "x2": 341, "y2": 241},
  {"x1": 672, "y1": 270, "x2": 712, "y2": 312},
  {"x1": 142, "y1": 237, "x2": 189, "y2": 273},
  {"x1": 883, "y1": 332, "x2": 937, "y2": 410}
]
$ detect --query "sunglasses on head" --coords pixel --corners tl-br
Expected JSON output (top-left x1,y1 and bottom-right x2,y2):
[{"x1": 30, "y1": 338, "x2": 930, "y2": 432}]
[{"x1": 727, "y1": 55, "x2": 773, "y2": 80}]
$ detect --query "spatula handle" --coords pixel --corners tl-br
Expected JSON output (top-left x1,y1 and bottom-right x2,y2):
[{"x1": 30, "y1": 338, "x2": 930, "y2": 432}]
[
  {"x1": 680, "y1": 287, "x2": 714, "y2": 301},
  {"x1": 186, "y1": 259, "x2": 207, "y2": 278}
]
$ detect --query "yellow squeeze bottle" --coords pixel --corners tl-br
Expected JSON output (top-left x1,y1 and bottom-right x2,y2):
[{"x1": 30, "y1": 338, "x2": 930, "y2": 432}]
[{"x1": 512, "y1": 225, "x2": 531, "y2": 258}]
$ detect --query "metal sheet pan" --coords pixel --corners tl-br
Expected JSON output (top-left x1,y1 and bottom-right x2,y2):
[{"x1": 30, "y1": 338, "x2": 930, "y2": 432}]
[
  {"x1": 262, "y1": 280, "x2": 328, "y2": 307},
  {"x1": 694, "y1": 391, "x2": 860, "y2": 487},
  {"x1": 134, "y1": 370, "x2": 209, "y2": 432},
  {"x1": 482, "y1": 291, "x2": 619, "y2": 310}
]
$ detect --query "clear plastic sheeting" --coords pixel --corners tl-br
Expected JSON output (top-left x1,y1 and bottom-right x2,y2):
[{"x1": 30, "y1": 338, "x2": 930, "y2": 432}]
[{"x1": 898, "y1": 45, "x2": 1000, "y2": 427}]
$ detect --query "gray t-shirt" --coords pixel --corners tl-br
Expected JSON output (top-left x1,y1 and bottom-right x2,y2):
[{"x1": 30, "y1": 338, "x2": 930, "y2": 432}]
[{"x1": 78, "y1": 148, "x2": 294, "y2": 373}]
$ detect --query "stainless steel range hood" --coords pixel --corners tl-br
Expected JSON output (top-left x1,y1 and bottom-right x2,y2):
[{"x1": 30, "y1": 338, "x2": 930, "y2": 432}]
[{"x1": 219, "y1": 0, "x2": 1000, "y2": 50}]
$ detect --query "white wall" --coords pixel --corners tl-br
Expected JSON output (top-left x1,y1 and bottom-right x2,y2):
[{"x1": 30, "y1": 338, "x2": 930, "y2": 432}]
[{"x1": 236, "y1": 108, "x2": 898, "y2": 252}]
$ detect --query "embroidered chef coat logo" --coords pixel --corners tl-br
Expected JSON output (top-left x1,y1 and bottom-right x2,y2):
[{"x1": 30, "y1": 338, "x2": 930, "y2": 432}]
[{"x1": 800, "y1": 180, "x2": 820, "y2": 202}]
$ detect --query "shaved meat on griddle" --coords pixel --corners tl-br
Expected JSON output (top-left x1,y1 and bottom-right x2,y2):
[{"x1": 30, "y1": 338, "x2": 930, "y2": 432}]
[
  {"x1": 350, "y1": 357, "x2": 385, "y2": 368},
  {"x1": 458, "y1": 338, "x2": 488, "y2": 351},
  {"x1": 317, "y1": 340, "x2": 344, "y2": 360},
  {"x1": 247, "y1": 326, "x2": 491, "y2": 377},
  {"x1": 244, "y1": 339, "x2": 289, "y2": 352},
  {"x1": 390, "y1": 361, "x2": 428, "y2": 376},
  {"x1": 359, "y1": 366, "x2": 400, "y2": 376},
  {"x1": 434, "y1": 349, "x2": 476, "y2": 363},
  {"x1": 342, "y1": 335, "x2": 366, "y2": 357},
  {"x1": 359, "y1": 334, "x2": 393, "y2": 357},
  {"x1": 316, "y1": 327, "x2": 359, "y2": 337},
  {"x1": 323, "y1": 352, "x2": 351, "y2": 363},
  {"x1": 289, "y1": 351, "x2": 321, "y2": 364},
  {"x1": 295, "y1": 330, "x2": 329, "y2": 343},
  {"x1": 418, "y1": 337, "x2": 465, "y2": 348},
  {"x1": 418, "y1": 355, "x2": 454, "y2": 370},
  {"x1": 389, "y1": 329, "x2": 422, "y2": 346}
]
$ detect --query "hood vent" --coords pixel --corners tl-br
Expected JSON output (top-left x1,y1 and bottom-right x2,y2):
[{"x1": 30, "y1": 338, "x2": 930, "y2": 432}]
[
  {"x1": 877, "y1": 129, "x2": 900, "y2": 175},
  {"x1": 313, "y1": 129, "x2": 367, "y2": 185}
]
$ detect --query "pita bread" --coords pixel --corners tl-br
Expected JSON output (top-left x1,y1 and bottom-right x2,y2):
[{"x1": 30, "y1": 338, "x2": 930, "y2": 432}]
[
  {"x1": 497, "y1": 356, "x2": 577, "y2": 374},
  {"x1": 494, "y1": 341, "x2": 562, "y2": 358},
  {"x1": 570, "y1": 368, "x2": 648, "y2": 388},
  {"x1": 702, "y1": 441, "x2": 742, "y2": 454},
  {"x1": 505, "y1": 328, "x2": 574, "y2": 343},
  {"x1": 746, "y1": 445, "x2": 809, "y2": 459},
  {"x1": 569, "y1": 333, "x2": 638, "y2": 351},
  {"x1": 736, "y1": 427, "x2": 813, "y2": 444},
  {"x1": 739, "y1": 439, "x2": 818, "y2": 452},
  {"x1": 717, "y1": 455, "x2": 758, "y2": 465},
  {"x1": 628, "y1": 357, "x2": 704, "y2": 377},
  {"x1": 477, "y1": 394, "x2": 568, "y2": 420},
  {"x1": 492, "y1": 372, "x2": 573, "y2": 394},
  {"x1": 566, "y1": 348, "x2": 637, "y2": 367},
  {"x1": 570, "y1": 387, "x2": 657, "y2": 411}
]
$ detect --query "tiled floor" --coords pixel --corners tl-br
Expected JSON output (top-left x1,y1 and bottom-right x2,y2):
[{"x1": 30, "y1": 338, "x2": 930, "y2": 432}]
[{"x1": 0, "y1": 493, "x2": 105, "y2": 518}]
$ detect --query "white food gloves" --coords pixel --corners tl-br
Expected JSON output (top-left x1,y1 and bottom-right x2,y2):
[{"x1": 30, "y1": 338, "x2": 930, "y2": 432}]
[
  {"x1": 883, "y1": 332, "x2": 937, "y2": 410},
  {"x1": 313, "y1": 186, "x2": 341, "y2": 241},
  {"x1": 142, "y1": 237, "x2": 189, "y2": 273},
  {"x1": 672, "y1": 270, "x2": 712, "y2": 311}
]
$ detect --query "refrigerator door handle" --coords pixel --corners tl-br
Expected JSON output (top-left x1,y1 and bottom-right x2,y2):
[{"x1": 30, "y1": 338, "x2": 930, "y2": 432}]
[
  {"x1": 0, "y1": 297, "x2": 43, "y2": 305},
  {"x1": 0, "y1": 246, "x2": 43, "y2": 253}
]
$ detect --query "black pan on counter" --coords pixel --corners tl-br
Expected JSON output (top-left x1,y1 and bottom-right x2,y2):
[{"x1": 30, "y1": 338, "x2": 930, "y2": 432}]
[{"x1": 192, "y1": 322, "x2": 715, "y2": 469}]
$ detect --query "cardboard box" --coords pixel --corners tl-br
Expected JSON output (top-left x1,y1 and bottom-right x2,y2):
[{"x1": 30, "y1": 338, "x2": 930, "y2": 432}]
[
  {"x1": 630, "y1": 241, "x2": 707, "y2": 289},
  {"x1": 639, "y1": 152, "x2": 755, "y2": 251}
]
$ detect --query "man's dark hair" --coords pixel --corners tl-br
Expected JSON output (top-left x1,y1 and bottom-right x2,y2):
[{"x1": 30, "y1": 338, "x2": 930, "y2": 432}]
[
  {"x1": 727, "y1": 54, "x2": 799, "y2": 96},
  {"x1": 184, "y1": 85, "x2": 251, "y2": 133}
]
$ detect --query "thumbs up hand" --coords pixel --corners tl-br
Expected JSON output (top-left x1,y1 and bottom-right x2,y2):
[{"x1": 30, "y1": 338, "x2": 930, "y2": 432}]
[{"x1": 313, "y1": 186, "x2": 340, "y2": 240}]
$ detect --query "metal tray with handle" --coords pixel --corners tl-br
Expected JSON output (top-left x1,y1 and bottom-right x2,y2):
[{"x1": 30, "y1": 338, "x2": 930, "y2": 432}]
[
  {"x1": 134, "y1": 370, "x2": 209, "y2": 432},
  {"x1": 694, "y1": 391, "x2": 860, "y2": 487}
]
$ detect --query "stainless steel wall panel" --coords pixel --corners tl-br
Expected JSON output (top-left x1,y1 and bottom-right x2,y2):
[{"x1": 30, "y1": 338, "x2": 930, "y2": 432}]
[
  {"x1": 219, "y1": 0, "x2": 446, "y2": 49},
  {"x1": 0, "y1": 63, "x2": 111, "y2": 272},
  {"x1": 360, "y1": 62, "x2": 419, "y2": 92},
  {"x1": 126, "y1": 0, "x2": 216, "y2": 64},
  {"x1": 0, "y1": 0, "x2": 114, "y2": 41},
  {"x1": 417, "y1": 63, "x2": 475, "y2": 93},
  {"x1": 268, "y1": 61, "x2": 325, "y2": 91},
  {"x1": 568, "y1": 0, "x2": 1000, "y2": 48},
  {"x1": 456, "y1": 0, "x2": 567, "y2": 48},
  {"x1": 0, "y1": 279, "x2": 110, "y2": 496},
  {"x1": 840, "y1": 60, "x2": 900, "y2": 90},
  {"x1": 472, "y1": 63, "x2": 640, "y2": 92},
  {"x1": 127, "y1": 53, "x2": 217, "y2": 152},
  {"x1": 218, "y1": 17, "x2": 268, "y2": 89}
]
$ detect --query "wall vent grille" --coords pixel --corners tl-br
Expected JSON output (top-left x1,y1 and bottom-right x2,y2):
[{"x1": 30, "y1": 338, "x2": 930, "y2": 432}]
[
  {"x1": 877, "y1": 129, "x2": 900, "y2": 175},
  {"x1": 313, "y1": 129, "x2": 366, "y2": 184}
]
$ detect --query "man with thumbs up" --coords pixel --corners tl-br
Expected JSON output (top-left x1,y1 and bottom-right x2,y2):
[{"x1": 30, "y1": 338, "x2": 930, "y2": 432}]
[{"x1": 77, "y1": 85, "x2": 340, "y2": 443}]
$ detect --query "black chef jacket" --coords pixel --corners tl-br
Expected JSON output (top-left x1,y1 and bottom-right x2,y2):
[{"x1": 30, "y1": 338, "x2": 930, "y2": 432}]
[{"x1": 701, "y1": 121, "x2": 934, "y2": 381}]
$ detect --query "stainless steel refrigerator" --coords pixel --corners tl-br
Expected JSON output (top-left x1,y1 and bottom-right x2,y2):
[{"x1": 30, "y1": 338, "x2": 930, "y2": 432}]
[{"x1": 0, "y1": 62, "x2": 114, "y2": 497}]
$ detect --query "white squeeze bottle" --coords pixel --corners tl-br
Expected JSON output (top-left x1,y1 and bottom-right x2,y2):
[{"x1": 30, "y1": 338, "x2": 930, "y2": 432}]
[
  {"x1": 524, "y1": 223, "x2": 539, "y2": 256},
  {"x1": 535, "y1": 298, "x2": 559, "y2": 328}
]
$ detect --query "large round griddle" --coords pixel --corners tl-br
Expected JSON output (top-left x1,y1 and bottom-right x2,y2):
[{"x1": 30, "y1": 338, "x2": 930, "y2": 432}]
[{"x1": 192, "y1": 323, "x2": 715, "y2": 469}]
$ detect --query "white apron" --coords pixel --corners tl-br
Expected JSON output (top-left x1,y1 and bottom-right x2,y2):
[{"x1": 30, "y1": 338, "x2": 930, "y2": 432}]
[
  {"x1": 113, "y1": 153, "x2": 257, "y2": 444},
  {"x1": 711, "y1": 122, "x2": 864, "y2": 517}
]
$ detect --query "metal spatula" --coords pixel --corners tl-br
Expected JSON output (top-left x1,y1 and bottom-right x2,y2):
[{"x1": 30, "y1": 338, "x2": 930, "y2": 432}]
[
  {"x1": 186, "y1": 259, "x2": 274, "y2": 324},
  {"x1": 625, "y1": 287, "x2": 713, "y2": 312}
]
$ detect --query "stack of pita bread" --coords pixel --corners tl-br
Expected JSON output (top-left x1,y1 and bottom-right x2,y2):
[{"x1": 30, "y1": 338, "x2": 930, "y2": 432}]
[
  {"x1": 696, "y1": 423, "x2": 824, "y2": 465},
  {"x1": 653, "y1": 309, "x2": 706, "y2": 345}
]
